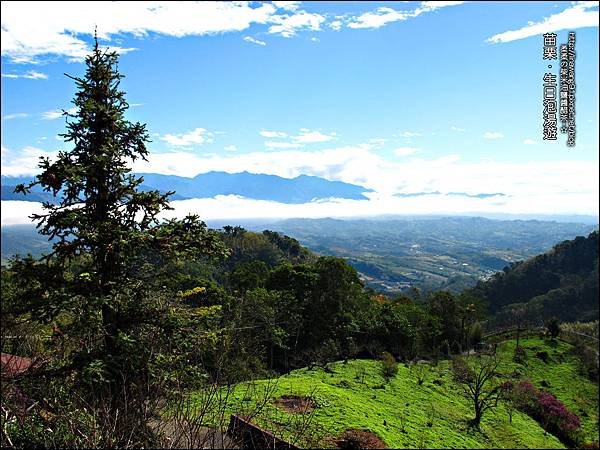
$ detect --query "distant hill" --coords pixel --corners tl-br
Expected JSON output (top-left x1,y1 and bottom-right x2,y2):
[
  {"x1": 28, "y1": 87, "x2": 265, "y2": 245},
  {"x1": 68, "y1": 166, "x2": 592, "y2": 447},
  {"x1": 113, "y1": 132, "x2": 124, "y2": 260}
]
[
  {"x1": 3, "y1": 217, "x2": 597, "y2": 297},
  {"x1": 254, "y1": 217, "x2": 598, "y2": 294},
  {"x1": 470, "y1": 231, "x2": 599, "y2": 324},
  {"x1": 1, "y1": 185, "x2": 56, "y2": 203},
  {"x1": 1, "y1": 225, "x2": 54, "y2": 264},
  {"x1": 1, "y1": 171, "x2": 372, "y2": 204}
]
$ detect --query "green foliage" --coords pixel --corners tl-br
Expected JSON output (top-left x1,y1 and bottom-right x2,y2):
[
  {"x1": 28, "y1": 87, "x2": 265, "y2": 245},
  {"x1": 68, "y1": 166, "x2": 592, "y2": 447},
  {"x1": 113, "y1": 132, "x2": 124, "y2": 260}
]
[
  {"x1": 571, "y1": 340, "x2": 600, "y2": 382},
  {"x1": 546, "y1": 317, "x2": 561, "y2": 339},
  {"x1": 410, "y1": 361, "x2": 428, "y2": 386},
  {"x1": 3, "y1": 36, "x2": 228, "y2": 447},
  {"x1": 514, "y1": 345, "x2": 528, "y2": 364},
  {"x1": 196, "y1": 338, "x2": 598, "y2": 448},
  {"x1": 380, "y1": 351, "x2": 398, "y2": 380},
  {"x1": 561, "y1": 320, "x2": 599, "y2": 339},
  {"x1": 472, "y1": 231, "x2": 599, "y2": 324},
  {"x1": 230, "y1": 260, "x2": 269, "y2": 292},
  {"x1": 469, "y1": 321, "x2": 483, "y2": 346}
]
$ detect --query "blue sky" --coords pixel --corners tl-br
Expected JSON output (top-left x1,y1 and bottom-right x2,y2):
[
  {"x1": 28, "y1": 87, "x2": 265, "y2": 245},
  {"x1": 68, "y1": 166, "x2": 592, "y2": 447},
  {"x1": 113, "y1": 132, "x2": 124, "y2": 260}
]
[{"x1": 1, "y1": 1, "x2": 599, "y2": 221}]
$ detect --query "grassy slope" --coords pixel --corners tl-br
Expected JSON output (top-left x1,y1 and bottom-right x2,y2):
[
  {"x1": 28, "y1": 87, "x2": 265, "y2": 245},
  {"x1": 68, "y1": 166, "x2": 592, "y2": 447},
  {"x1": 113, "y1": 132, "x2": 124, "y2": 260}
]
[{"x1": 190, "y1": 338, "x2": 598, "y2": 448}]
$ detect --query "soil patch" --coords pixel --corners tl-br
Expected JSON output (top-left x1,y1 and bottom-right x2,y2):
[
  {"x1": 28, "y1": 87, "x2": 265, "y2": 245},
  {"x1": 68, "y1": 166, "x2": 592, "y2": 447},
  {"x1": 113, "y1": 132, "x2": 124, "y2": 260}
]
[
  {"x1": 335, "y1": 428, "x2": 388, "y2": 449},
  {"x1": 273, "y1": 395, "x2": 317, "y2": 414}
]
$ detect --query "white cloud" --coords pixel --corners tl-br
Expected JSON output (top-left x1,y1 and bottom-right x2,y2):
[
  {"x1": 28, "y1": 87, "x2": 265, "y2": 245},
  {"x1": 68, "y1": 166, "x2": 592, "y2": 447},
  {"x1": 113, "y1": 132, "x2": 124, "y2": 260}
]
[
  {"x1": 260, "y1": 130, "x2": 288, "y2": 138},
  {"x1": 243, "y1": 36, "x2": 266, "y2": 46},
  {"x1": 272, "y1": 1, "x2": 302, "y2": 11},
  {"x1": 224, "y1": 145, "x2": 237, "y2": 152},
  {"x1": 394, "y1": 147, "x2": 421, "y2": 157},
  {"x1": 330, "y1": 20, "x2": 343, "y2": 31},
  {"x1": 347, "y1": 2, "x2": 464, "y2": 29},
  {"x1": 292, "y1": 129, "x2": 336, "y2": 144},
  {"x1": 347, "y1": 7, "x2": 410, "y2": 29},
  {"x1": 1, "y1": 2, "x2": 278, "y2": 62},
  {"x1": 265, "y1": 141, "x2": 303, "y2": 149},
  {"x1": 1, "y1": 70, "x2": 48, "y2": 79},
  {"x1": 3, "y1": 142, "x2": 598, "y2": 220},
  {"x1": 268, "y1": 11, "x2": 326, "y2": 37},
  {"x1": 41, "y1": 107, "x2": 77, "y2": 120},
  {"x1": 0, "y1": 1, "x2": 466, "y2": 63},
  {"x1": 487, "y1": 1, "x2": 598, "y2": 44},
  {"x1": 483, "y1": 131, "x2": 504, "y2": 140},
  {"x1": 261, "y1": 128, "x2": 336, "y2": 147},
  {"x1": 138, "y1": 152, "x2": 600, "y2": 217},
  {"x1": 41, "y1": 110, "x2": 63, "y2": 120},
  {"x1": 160, "y1": 128, "x2": 213, "y2": 147},
  {"x1": 419, "y1": 1, "x2": 465, "y2": 11},
  {"x1": 1, "y1": 201, "x2": 46, "y2": 226},
  {"x1": 369, "y1": 138, "x2": 387, "y2": 148},
  {"x1": 310, "y1": 37, "x2": 320, "y2": 42},
  {"x1": 523, "y1": 139, "x2": 537, "y2": 145},
  {"x1": 126, "y1": 145, "x2": 597, "y2": 203},
  {"x1": 3, "y1": 184, "x2": 597, "y2": 226},
  {"x1": 1, "y1": 145, "x2": 59, "y2": 176},
  {"x1": 450, "y1": 126, "x2": 466, "y2": 132},
  {"x1": 398, "y1": 131, "x2": 422, "y2": 138},
  {"x1": 1, "y1": 112, "x2": 28, "y2": 120}
]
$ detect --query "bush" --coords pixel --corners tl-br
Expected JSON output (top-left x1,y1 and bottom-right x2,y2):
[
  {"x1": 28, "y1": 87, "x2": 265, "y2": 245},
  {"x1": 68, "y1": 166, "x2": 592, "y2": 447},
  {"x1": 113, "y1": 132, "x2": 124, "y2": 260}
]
[
  {"x1": 536, "y1": 351, "x2": 550, "y2": 363},
  {"x1": 513, "y1": 345, "x2": 527, "y2": 364},
  {"x1": 451, "y1": 356, "x2": 474, "y2": 383},
  {"x1": 380, "y1": 352, "x2": 398, "y2": 380},
  {"x1": 545, "y1": 317, "x2": 561, "y2": 339},
  {"x1": 410, "y1": 362, "x2": 428, "y2": 386},
  {"x1": 505, "y1": 380, "x2": 582, "y2": 446},
  {"x1": 572, "y1": 342, "x2": 599, "y2": 382},
  {"x1": 537, "y1": 391, "x2": 580, "y2": 432},
  {"x1": 469, "y1": 322, "x2": 483, "y2": 347}
]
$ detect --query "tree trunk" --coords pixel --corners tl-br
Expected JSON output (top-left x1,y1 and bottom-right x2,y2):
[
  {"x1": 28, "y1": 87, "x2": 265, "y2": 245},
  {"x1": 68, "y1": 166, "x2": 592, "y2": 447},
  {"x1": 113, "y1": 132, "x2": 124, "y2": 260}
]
[{"x1": 471, "y1": 408, "x2": 482, "y2": 427}]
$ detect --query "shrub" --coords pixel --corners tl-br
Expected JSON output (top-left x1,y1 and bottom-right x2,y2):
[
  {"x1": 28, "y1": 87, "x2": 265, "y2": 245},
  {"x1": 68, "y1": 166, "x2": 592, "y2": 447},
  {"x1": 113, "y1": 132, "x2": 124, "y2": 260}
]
[
  {"x1": 338, "y1": 380, "x2": 351, "y2": 389},
  {"x1": 451, "y1": 356, "x2": 474, "y2": 383},
  {"x1": 572, "y1": 341, "x2": 599, "y2": 382},
  {"x1": 506, "y1": 380, "x2": 582, "y2": 446},
  {"x1": 380, "y1": 352, "x2": 398, "y2": 380},
  {"x1": 536, "y1": 351, "x2": 550, "y2": 363},
  {"x1": 513, "y1": 345, "x2": 527, "y2": 364},
  {"x1": 537, "y1": 391, "x2": 580, "y2": 432},
  {"x1": 411, "y1": 361, "x2": 428, "y2": 385},
  {"x1": 545, "y1": 317, "x2": 561, "y2": 339},
  {"x1": 469, "y1": 322, "x2": 483, "y2": 347}
]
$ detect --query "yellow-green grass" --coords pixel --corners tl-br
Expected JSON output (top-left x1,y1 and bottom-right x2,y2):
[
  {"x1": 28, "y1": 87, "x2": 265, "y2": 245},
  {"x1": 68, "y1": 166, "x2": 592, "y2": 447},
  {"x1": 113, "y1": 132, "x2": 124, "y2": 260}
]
[{"x1": 187, "y1": 338, "x2": 598, "y2": 448}]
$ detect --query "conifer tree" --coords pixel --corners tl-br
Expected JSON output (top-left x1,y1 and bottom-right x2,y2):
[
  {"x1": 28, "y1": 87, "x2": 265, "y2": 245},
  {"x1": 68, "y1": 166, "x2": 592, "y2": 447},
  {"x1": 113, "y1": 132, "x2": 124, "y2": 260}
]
[{"x1": 12, "y1": 34, "x2": 227, "y2": 445}]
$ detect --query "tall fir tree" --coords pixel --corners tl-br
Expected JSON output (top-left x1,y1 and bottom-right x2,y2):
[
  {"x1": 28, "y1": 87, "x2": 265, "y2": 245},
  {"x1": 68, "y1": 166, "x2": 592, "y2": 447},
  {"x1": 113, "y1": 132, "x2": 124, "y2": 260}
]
[{"x1": 11, "y1": 34, "x2": 228, "y2": 446}]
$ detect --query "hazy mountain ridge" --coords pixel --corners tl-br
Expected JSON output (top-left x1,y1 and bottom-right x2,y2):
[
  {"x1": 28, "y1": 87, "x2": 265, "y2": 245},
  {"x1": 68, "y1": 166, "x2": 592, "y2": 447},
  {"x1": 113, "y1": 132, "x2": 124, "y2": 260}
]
[{"x1": 1, "y1": 171, "x2": 372, "y2": 204}]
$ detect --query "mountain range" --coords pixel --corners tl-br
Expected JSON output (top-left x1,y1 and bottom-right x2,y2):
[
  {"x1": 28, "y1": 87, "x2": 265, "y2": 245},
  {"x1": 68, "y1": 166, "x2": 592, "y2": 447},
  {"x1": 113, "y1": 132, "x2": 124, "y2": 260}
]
[{"x1": 1, "y1": 171, "x2": 372, "y2": 204}]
